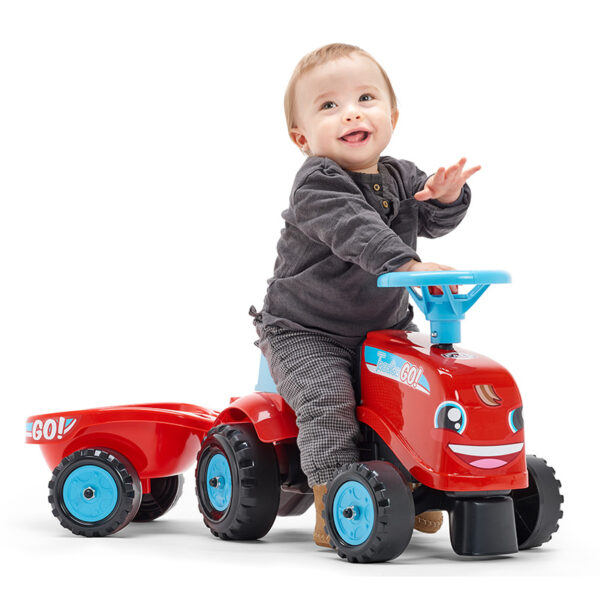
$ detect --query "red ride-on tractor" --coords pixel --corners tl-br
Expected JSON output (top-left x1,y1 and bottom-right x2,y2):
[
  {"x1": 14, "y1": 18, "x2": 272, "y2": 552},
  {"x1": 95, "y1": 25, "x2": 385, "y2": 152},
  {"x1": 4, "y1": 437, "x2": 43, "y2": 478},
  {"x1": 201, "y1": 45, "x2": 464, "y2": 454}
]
[
  {"x1": 27, "y1": 271, "x2": 562, "y2": 563},
  {"x1": 195, "y1": 271, "x2": 563, "y2": 562}
]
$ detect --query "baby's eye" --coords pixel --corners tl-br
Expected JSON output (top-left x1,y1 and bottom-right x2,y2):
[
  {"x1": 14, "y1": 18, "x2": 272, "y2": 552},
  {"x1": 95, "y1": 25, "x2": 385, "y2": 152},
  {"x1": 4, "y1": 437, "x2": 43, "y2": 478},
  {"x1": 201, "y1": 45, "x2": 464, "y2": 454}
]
[
  {"x1": 359, "y1": 94, "x2": 374, "y2": 102},
  {"x1": 321, "y1": 101, "x2": 337, "y2": 110}
]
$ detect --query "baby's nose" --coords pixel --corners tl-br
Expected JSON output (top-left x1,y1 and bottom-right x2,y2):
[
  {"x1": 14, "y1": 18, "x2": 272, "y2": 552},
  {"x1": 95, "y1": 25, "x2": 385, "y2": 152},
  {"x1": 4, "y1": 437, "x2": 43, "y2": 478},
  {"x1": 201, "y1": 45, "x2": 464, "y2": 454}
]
[
  {"x1": 345, "y1": 112, "x2": 363, "y2": 122},
  {"x1": 344, "y1": 104, "x2": 364, "y2": 122}
]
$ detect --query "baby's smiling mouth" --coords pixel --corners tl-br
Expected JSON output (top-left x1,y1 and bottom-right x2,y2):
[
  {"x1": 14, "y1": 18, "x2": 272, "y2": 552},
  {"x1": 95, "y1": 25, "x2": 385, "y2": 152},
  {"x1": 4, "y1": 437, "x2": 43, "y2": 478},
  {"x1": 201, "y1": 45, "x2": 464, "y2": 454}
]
[{"x1": 339, "y1": 129, "x2": 371, "y2": 145}]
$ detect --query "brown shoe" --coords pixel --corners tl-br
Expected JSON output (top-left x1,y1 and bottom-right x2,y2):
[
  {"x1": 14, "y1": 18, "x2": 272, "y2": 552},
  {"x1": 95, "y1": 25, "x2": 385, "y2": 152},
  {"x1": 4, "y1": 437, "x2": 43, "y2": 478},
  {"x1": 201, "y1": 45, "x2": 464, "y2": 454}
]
[
  {"x1": 414, "y1": 510, "x2": 444, "y2": 534},
  {"x1": 409, "y1": 483, "x2": 443, "y2": 533},
  {"x1": 312, "y1": 484, "x2": 332, "y2": 547}
]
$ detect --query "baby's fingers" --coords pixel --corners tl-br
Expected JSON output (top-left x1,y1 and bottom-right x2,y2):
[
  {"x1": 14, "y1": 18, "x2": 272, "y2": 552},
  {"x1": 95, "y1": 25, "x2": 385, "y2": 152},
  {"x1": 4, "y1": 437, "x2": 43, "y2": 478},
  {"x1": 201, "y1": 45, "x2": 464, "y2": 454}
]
[
  {"x1": 462, "y1": 165, "x2": 482, "y2": 179},
  {"x1": 445, "y1": 164, "x2": 461, "y2": 181},
  {"x1": 415, "y1": 167, "x2": 446, "y2": 200},
  {"x1": 432, "y1": 166, "x2": 446, "y2": 186},
  {"x1": 414, "y1": 189, "x2": 433, "y2": 201},
  {"x1": 438, "y1": 264, "x2": 458, "y2": 293}
]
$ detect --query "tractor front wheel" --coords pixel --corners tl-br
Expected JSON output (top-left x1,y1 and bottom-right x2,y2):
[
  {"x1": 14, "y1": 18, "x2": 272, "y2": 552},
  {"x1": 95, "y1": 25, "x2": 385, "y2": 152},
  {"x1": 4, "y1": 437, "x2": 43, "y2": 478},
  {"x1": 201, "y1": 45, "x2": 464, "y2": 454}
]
[
  {"x1": 324, "y1": 461, "x2": 414, "y2": 563},
  {"x1": 511, "y1": 455, "x2": 563, "y2": 550}
]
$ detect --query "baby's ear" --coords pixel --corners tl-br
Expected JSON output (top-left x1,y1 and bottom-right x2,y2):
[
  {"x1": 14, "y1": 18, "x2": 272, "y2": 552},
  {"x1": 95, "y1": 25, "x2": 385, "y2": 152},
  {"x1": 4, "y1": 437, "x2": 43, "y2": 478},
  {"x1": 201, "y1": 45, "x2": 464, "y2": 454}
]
[
  {"x1": 289, "y1": 128, "x2": 309, "y2": 153},
  {"x1": 391, "y1": 108, "x2": 399, "y2": 130}
]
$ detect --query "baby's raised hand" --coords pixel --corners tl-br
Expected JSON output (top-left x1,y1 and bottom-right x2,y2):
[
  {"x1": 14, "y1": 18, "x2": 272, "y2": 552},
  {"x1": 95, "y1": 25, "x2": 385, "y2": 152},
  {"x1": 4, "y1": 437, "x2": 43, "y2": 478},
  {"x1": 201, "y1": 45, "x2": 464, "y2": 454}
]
[{"x1": 413, "y1": 158, "x2": 481, "y2": 203}]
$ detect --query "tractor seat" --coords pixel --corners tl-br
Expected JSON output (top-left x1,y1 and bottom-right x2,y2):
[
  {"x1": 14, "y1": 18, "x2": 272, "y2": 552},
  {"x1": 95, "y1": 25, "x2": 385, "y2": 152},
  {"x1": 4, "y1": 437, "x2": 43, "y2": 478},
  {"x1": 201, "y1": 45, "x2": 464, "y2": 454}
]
[{"x1": 256, "y1": 353, "x2": 278, "y2": 393}]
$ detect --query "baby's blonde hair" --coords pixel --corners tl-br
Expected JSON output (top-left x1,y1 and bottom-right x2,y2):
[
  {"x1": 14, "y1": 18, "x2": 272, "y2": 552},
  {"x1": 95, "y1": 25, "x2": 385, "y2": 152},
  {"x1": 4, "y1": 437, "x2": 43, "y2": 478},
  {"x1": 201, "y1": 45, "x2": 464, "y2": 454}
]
[{"x1": 284, "y1": 43, "x2": 398, "y2": 132}]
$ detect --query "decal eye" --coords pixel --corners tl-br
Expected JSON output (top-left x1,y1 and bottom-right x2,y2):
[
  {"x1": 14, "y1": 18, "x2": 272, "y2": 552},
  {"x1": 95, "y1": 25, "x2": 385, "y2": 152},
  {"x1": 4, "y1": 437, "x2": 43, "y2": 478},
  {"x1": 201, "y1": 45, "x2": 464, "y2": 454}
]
[
  {"x1": 434, "y1": 402, "x2": 466, "y2": 434},
  {"x1": 509, "y1": 407, "x2": 524, "y2": 433}
]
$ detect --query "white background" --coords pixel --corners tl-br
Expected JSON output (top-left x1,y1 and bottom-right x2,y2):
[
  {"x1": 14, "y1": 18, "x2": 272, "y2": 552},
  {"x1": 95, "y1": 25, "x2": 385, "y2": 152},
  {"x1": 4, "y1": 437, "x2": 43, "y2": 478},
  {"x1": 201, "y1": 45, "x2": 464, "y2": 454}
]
[{"x1": 1, "y1": 0, "x2": 598, "y2": 596}]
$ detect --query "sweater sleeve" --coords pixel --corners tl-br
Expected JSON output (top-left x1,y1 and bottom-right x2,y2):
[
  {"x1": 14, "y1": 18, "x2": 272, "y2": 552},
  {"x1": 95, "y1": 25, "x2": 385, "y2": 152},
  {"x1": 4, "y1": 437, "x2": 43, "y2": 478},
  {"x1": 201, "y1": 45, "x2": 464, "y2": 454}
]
[
  {"x1": 380, "y1": 156, "x2": 470, "y2": 239},
  {"x1": 406, "y1": 163, "x2": 471, "y2": 238},
  {"x1": 288, "y1": 162, "x2": 420, "y2": 275}
]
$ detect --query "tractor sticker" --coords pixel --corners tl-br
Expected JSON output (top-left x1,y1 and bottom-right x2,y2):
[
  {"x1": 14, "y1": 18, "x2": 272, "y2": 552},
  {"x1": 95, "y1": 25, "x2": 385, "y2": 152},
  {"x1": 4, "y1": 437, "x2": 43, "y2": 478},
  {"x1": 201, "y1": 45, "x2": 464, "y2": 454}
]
[
  {"x1": 26, "y1": 417, "x2": 77, "y2": 441},
  {"x1": 364, "y1": 346, "x2": 430, "y2": 394}
]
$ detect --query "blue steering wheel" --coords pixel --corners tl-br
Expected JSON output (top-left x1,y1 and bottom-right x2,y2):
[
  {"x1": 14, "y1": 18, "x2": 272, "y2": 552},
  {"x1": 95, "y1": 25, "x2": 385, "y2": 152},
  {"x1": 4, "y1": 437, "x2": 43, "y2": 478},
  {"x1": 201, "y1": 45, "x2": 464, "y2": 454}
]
[{"x1": 377, "y1": 270, "x2": 511, "y2": 345}]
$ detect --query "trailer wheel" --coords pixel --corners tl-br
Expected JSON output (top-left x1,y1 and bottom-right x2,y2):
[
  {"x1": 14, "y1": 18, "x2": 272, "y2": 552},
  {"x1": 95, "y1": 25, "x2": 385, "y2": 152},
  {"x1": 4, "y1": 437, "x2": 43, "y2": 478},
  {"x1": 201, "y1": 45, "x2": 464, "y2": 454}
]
[
  {"x1": 48, "y1": 448, "x2": 142, "y2": 537},
  {"x1": 324, "y1": 461, "x2": 414, "y2": 563},
  {"x1": 196, "y1": 424, "x2": 280, "y2": 540},
  {"x1": 511, "y1": 455, "x2": 563, "y2": 549},
  {"x1": 133, "y1": 474, "x2": 184, "y2": 522}
]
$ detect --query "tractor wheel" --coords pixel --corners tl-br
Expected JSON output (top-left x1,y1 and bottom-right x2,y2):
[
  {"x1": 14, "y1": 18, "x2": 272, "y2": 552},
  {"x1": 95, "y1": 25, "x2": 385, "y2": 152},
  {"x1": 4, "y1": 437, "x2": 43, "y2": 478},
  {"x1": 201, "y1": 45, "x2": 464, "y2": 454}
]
[
  {"x1": 196, "y1": 424, "x2": 280, "y2": 540},
  {"x1": 324, "y1": 461, "x2": 414, "y2": 563},
  {"x1": 511, "y1": 455, "x2": 563, "y2": 550}
]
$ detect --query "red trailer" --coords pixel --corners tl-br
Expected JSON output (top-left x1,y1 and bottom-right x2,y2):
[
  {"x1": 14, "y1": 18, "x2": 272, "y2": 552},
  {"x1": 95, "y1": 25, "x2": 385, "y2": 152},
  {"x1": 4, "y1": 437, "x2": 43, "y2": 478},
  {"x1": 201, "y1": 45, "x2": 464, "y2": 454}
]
[{"x1": 26, "y1": 403, "x2": 218, "y2": 535}]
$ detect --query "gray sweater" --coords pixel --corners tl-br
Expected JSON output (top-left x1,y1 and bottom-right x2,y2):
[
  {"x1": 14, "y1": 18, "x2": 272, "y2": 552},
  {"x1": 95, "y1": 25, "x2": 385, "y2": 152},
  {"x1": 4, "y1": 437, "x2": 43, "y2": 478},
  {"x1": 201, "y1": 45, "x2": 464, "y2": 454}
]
[{"x1": 258, "y1": 155, "x2": 470, "y2": 346}]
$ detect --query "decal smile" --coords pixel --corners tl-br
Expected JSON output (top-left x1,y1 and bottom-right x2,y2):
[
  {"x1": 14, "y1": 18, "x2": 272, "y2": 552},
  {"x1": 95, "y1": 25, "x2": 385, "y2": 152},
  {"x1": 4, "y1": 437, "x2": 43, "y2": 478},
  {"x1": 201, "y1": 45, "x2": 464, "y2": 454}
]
[{"x1": 448, "y1": 442, "x2": 523, "y2": 469}]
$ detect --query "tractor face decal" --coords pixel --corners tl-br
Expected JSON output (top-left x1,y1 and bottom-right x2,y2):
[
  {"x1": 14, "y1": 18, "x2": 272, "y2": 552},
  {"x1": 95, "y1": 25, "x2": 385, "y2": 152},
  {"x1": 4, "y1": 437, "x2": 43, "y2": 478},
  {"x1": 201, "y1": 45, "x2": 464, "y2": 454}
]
[{"x1": 435, "y1": 387, "x2": 525, "y2": 470}]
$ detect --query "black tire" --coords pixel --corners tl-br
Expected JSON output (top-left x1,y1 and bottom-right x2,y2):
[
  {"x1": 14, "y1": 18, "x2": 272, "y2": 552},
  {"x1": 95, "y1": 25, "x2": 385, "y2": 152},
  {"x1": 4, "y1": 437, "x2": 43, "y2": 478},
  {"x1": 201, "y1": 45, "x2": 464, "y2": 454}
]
[
  {"x1": 133, "y1": 474, "x2": 184, "y2": 522},
  {"x1": 324, "y1": 461, "x2": 415, "y2": 563},
  {"x1": 196, "y1": 424, "x2": 280, "y2": 540},
  {"x1": 510, "y1": 455, "x2": 563, "y2": 550},
  {"x1": 48, "y1": 448, "x2": 142, "y2": 537}
]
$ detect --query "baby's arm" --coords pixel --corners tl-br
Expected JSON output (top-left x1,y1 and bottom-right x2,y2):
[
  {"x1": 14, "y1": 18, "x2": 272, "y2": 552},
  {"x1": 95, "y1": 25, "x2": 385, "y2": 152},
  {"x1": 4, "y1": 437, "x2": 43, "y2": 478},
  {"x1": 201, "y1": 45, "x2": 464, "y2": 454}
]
[{"x1": 290, "y1": 162, "x2": 420, "y2": 274}]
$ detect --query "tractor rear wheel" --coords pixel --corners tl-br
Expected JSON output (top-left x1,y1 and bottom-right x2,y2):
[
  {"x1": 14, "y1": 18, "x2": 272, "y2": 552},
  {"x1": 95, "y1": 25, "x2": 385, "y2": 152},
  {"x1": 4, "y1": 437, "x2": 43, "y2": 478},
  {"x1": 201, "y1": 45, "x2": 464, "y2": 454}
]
[{"x1": 196, "y1": 424, "x2": 280, "y2": 540}]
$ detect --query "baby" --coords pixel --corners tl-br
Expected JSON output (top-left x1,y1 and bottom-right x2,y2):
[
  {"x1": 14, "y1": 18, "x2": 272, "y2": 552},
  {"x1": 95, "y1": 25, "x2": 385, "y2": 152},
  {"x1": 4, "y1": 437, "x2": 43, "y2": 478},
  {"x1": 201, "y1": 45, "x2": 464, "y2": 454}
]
[{"x1": 253, "y1": 43, "x2": 480, "y2": 547}]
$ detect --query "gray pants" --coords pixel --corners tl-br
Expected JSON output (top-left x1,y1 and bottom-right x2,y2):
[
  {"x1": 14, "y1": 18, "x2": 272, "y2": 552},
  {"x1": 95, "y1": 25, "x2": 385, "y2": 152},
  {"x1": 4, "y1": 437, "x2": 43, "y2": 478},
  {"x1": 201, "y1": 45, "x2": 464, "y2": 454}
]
[{"x1": 257, "y1": 325, "x2": 360, "y2": 487}]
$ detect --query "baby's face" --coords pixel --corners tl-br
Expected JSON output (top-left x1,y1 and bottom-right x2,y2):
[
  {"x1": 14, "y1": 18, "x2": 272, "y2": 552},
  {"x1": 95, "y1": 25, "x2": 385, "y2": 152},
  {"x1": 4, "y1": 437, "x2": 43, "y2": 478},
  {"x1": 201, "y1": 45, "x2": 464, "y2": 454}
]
[{"x1": 291, "y1": 54, "x2": 398, "y2": 174}]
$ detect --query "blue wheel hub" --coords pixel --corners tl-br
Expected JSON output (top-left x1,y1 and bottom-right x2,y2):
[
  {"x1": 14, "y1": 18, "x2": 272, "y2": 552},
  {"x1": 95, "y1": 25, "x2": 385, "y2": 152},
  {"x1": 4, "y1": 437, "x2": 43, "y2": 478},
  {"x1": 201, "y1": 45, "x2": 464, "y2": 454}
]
[
  {"x1": 206, "y1": 453, "x2": 232, "y2": 511},
  {"x1": 332, "y1": 481, "x2": 375, "y2": 545},
  {"x1": 62, "y1": 465, "x2": 119, "y2": 523}
]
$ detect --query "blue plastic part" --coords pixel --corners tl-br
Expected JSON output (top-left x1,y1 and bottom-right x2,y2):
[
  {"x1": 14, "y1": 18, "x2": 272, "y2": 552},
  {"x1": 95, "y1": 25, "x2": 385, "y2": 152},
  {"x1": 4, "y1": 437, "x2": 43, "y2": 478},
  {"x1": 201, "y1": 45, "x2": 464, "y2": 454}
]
[
  {"x1": 62, "y1": 465, "x2": 119, "y2": 523},
  {"x1": 256, "y1": 354, "x2": 278, "y2": 393},
  {"x1": 377, "y1": 270, "x2": 511, "y2": 345},
  {"x1": 206, "y1": 453, "x2": 232, "y2": 511},
  {"x1": 332, "y1": 481, "x2": 375, "y2": 546}
]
